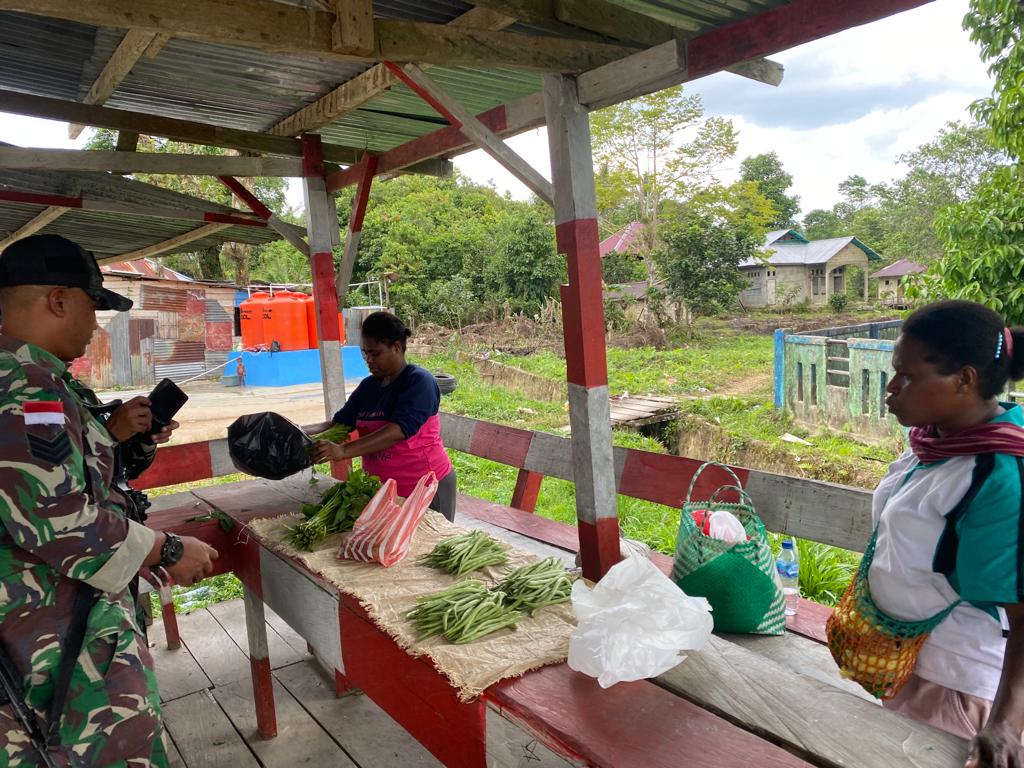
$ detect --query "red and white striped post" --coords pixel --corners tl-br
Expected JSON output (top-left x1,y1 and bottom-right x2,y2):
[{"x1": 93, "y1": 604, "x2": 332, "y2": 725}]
[
  {"x1": 302, "y1": 134, "x2": 351, "y2": 481},
  {"x1": 542, "y1": 74, "x2": 622, "y2": 581}
]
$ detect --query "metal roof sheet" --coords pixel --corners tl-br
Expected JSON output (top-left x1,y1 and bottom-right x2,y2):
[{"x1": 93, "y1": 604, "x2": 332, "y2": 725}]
[
  {"x1": 0, "y1": 0, "x2": 789, "y2": 159},
  {"x1": 739, "y1": 236, "x2": 883, "y2": 267}
]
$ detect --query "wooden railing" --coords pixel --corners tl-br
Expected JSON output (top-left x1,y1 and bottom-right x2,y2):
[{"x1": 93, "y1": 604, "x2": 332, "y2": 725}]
[{"x1": 139, "y1": 412, "x2": 875, "y2": 553}]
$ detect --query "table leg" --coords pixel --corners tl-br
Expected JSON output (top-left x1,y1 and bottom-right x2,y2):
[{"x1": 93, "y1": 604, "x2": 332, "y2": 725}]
[
  {"x1": 159, "y1": 585, "x2": 180, "y2": 650},
  {"x1": 243, "y1": 585, "x2": 278, "y2": 738}
]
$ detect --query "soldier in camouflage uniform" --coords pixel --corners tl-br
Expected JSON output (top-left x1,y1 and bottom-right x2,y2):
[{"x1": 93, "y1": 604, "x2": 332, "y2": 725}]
[{"x1": 0, "y1": 235, "x2": 218, "y2": 767}]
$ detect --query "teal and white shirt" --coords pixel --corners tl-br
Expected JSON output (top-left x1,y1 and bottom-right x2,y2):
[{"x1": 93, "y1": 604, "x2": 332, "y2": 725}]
[{"x1": 869, "y1": 403, "x2": 1024, "y2": 701}]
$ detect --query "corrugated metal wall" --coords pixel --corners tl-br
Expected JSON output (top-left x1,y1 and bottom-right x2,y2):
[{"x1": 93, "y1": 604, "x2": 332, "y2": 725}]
[{"x1": 77, "y1": 278, "x2": 238, "y2": 388}]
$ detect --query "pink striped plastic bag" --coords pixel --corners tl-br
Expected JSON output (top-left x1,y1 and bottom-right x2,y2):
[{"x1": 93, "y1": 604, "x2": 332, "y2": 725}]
[{"x1": 336, "y1": 471, "x2": 438, "y2": 567}]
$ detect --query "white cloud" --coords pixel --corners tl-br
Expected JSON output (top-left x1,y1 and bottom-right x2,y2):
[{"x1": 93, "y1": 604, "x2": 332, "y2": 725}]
[{"x1": 455, "y1": 0, "x2": 995, "y2": 218}]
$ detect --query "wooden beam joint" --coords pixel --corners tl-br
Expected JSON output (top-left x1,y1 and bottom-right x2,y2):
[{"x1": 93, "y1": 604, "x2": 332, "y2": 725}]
[{"x1": 332, "y1": 0, "x2": 375, "y2": 57}]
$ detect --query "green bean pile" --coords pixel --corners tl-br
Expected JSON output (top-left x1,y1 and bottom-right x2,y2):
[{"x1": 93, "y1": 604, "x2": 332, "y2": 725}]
[
  {"x1": 419, "y1": 530, "x2": 508, "y2": 575},
  {"x1": 496, "y1": 558, "x2": 575, "y2": 615},
  {"x1": 406, "y1": 580, "x2": 520, "y2": 644}
]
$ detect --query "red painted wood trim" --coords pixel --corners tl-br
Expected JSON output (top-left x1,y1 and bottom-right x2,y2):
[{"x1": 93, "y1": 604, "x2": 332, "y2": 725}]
[
  {"x1": 217, "y1": 176, "x2": 273, "y2": 220},
  {"x1": 469, "y1": 421, "x2": 533, "y2": 469},
  {"x1": 132, "y1": 442, "x2": 213, "y2": 490},
  {"x1": 311, "y1": 251, "x2": 341, "y2": 342},
  {"x1": 159, "y1": 596, "x2": 180, "y2": 650},
  {"x1": 618, "y1": 452, "x2": 751, "y2": 510},
  {"x1": 688, "y1": 0, "x2": 932, "y2": 81},
  {"x1": 577, "y1": 518, "x2": 621, "y2": 582},
  {"x1": 510, "y1": 469, "x2": 543, "y2": 513},
  {"x1": 384, "y1": 62, "x2": 461, "y2": 127},
  {"x1": 338, "y1": 594, "x2": 487, "y2": 768},
  {"x1": 487, "y1": 664, "x2": 814, "y2": 768},
  {"x1": 555, "y1": 218, "x2": 607, "y2": 388},
  {"x1": 0, "y1": 190, "x2": 82, "y2": 208},
  {"x1": 202, "y1": 211, "x2": 266, "y2": 227},
  {"x1": 326, "y1": 105, "x2": 508, "y2": 192},
  {"x1": 250, "y1": 656, "x2": 278, "y2": 738},
  {"x1": 349, "y1": 155, "x2": 378, "y2": 234},
  {"x1": 301, "y1": 133, "x2": 325, "y2": 178}
]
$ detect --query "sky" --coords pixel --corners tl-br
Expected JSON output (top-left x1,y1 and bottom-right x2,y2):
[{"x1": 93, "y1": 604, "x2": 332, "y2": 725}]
[
  {"x1": 452, "y1": 0, "x2": 994, "y2": 218},
  {"x1": 0, "y1": 0, "x2": 994, "y2": 221}
]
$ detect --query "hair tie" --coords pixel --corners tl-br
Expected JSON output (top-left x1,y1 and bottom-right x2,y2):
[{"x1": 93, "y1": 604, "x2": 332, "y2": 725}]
[{"x1": 1004, "y1": 327, "x2": 1014, "y2": 361}]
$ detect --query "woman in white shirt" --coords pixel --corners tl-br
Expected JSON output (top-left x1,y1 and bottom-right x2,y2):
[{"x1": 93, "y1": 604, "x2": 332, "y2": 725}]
[{"x1": 840, "y1": 300, "x2": 1024, "y2": 768}]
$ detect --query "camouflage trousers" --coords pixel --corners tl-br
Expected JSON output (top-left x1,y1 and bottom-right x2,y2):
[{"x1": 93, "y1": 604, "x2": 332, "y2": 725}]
[{"x1": 0, "y1": 628, "x2": 167, "y2": 768}]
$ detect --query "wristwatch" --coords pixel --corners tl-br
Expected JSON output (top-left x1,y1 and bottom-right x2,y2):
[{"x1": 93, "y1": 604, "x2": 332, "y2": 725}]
[{"x1": 159, "y1": 532, "x2": 185, "y2": 568}]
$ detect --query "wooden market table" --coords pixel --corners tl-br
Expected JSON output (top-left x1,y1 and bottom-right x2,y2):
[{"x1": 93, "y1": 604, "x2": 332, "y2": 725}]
[{"x1": 147, "y1": 477, "x2": 969, "y2": 768}]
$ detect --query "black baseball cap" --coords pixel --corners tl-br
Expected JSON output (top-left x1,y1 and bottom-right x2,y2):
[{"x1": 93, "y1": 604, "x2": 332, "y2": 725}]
[{"x1": 0, "y1": 234, "x2": 132, "y2": 311}]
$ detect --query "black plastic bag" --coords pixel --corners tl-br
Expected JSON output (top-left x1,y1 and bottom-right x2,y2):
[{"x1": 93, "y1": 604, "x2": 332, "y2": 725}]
[{"x1": 227, "y1": 412, "x2": 312, "y2": 480}]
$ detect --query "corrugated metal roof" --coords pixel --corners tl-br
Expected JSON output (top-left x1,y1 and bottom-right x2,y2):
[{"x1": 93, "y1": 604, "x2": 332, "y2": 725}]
[
  {"x1": 0, "y1": 158, "x2": 284, "y2": 260},
  {"x1": 872, "y1": 259, "x2": 925, "y2": 278},
  {"x1": 740, "y1": 236, "x2": 883, "y2": 267},
  {"x1": 0, "y1": 0, "x2": 791, "y2": 161}
]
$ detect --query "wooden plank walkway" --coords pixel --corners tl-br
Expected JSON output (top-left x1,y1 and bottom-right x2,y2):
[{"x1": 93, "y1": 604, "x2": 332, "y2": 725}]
[
  {"x1": 151, "y1": 601, "x2": 443, "y2": 768},
  {"x1": 608, "y1": 394, "x2": 678, "y2": 427}
]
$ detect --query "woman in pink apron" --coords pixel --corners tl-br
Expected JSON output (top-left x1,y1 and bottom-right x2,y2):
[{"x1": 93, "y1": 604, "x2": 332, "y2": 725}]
[{"x1": 311, "y1": 311, "x2": 456, "y2": 520}]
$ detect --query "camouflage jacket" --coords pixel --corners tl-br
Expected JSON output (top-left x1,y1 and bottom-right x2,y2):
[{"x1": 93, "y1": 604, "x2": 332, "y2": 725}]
[{"x1": 0, "y1": 335, "x2": 164, "y2": 766}]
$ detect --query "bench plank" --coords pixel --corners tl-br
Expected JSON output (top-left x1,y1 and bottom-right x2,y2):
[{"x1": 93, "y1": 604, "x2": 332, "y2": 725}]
[
  {"x1": 654, "y1": 635, "x2": 968, "y2": 768},
  {"x1": 489, "y1": 662, "x2": 813, "y2": 768}
]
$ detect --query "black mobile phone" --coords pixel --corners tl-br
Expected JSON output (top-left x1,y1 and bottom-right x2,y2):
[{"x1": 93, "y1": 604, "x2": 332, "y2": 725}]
[{"x1": 148, "y1": 378, "x2": 188, "y2": 433}]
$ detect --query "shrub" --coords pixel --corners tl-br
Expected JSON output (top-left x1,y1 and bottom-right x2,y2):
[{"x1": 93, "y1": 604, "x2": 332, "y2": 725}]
[{"x1": 828, "y1": 293, "x2": 849, "y2": 313}]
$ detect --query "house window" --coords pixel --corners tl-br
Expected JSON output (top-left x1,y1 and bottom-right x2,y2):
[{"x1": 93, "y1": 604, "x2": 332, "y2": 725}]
[{"x1": 810, "y1": 267, "x2": 826, "y2": 296}]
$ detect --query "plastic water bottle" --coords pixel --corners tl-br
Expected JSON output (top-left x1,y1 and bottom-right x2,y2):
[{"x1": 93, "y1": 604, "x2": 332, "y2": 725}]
[{"x1": 776, "y1": 539, "x2": 800, "y2": 616}]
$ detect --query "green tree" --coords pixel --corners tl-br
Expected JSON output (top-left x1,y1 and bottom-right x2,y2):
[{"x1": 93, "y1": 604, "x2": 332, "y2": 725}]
[
  {"x1": 914, "y1": 2, "x2": 1024, "y2": 321},
  {"x1": 590, "y1": 86, "x2": 737, "y2": 277},
  {"x1": 739, "y1": 151, "x2": 800, "y2": 228},
  {"x1": 653, "y1": 216, "x2": 760, "y2": 330}
]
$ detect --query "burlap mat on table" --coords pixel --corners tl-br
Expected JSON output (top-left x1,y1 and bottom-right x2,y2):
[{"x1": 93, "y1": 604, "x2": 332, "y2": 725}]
[{"x1": 246, "y1": 510, "x2": 575, "y2": 701}]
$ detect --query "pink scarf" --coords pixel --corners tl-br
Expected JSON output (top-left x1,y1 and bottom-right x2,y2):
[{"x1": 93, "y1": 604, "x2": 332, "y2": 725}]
[{"x1": 909, "y1": 420, "x2": 1024, "y2": 463}]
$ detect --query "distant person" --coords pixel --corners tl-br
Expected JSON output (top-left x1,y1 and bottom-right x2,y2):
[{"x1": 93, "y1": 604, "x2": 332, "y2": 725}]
[
  {"x1": 311, "y1": 311, "x2": 456, "y2": 520},
  {"x1": 236, "y1": 358, "x2": 246, "y2": 389},
  {"x1": 828, "y1": 300, "x2": 1024, "y2": 767}
]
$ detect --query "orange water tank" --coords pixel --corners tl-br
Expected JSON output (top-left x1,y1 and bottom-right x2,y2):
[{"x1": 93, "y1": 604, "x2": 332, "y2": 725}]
[
  {"x1": 239, "y1": 291, "x2": 271, "y2": 349},
  {"x1": 262, "y1": 292, "x2": 309, "y2": 351},
  {"x1": 299, "y1": 294, "x2": 346, "y2": 348},
  {"x1": 303, "y1": 295, "x2": 318, "y2": 348}
]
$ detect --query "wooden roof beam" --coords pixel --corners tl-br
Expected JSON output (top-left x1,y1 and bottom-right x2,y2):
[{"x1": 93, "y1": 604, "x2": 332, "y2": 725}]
[
  {"x1": 0, "y1": 189, "x2": 267, "y2": 227},
  {"x1": 385, "y1": 63, "x2": 553, "y2": 204},
  {"x1": 68, "y1": 30, "x2": 159, "y2": 140},
  {"x1": 269, "y1": 5, "x2": 515, "y2": 137},
  {"x1": 0, "y1": 88, "x2": 362, "y2": 163},
  {"x1": 0, "y1": 147, "x2": 310, "y2": 176},
  {"x1": 0, "y1": 0, "x2": 634, "y2": 72},
  {"x1": 102, "y1": 223, "x2": 232, "y2": 264},
  {"x1": 0, "y1": 206, "x2": 70, "y2": 251}
]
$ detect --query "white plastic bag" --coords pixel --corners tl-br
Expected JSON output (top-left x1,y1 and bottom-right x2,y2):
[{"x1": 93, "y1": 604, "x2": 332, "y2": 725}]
[
  {"x1": 706, "y1": 509, "x2": 747, "y2": 543},
  {"x1": 567, "y1": 555, "x2": 713, "y2": 688}
]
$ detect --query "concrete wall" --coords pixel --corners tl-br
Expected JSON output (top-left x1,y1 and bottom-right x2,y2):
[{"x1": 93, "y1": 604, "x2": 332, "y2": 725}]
[
  {"x1": 227, "y1": 347, "x2": 369, "y2": 387},
  {"x1": 775, "y1": 320, "x2": 903, "y2": 440}
]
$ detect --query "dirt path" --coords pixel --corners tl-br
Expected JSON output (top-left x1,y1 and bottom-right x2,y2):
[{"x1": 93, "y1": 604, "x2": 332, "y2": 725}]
[
  {"x1": 715, "y1": 370, "x2": 773, "y2": 399},
  {"x1": 96, "y1": 381, "x2": 363, "y2": 444}
]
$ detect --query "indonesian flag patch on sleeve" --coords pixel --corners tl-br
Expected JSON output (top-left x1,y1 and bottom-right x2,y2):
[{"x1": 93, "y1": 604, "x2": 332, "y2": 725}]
[{"x1": 24, "y1": 399, "x2": 66, "y2": 426}]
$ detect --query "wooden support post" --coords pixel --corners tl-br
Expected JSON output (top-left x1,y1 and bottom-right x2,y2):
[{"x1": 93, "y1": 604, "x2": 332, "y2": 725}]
[
  {"x1": 302, "y1": 135, "x2": 348, "y2": 430},
  {"x1": 336, "y1": 155, "x2": 378, "y2": 304},
  {"x1": 542, "y1": 74, "x2": 621, "y2": 581},
  {"x1": 242, "y1": 584, "x2": 278, "y2": 739},
  {"x1": 863, "y1": 268, "x2": 869, "y2": 301},
  {"x1": 511, "y1": 468, "x2": 543, "y2": 513}
]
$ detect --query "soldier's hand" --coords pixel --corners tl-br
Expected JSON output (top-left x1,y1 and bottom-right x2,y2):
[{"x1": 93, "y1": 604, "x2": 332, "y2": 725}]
[
  {"x1": 106, "y1": 396, "x2": 153, "y2": 442},
  {"x1": 151, "y1": 419, "x2": 179, "y2": 445},
  {"x1": 166, "y1": 537, "x2": 218, "y2": 587}
]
